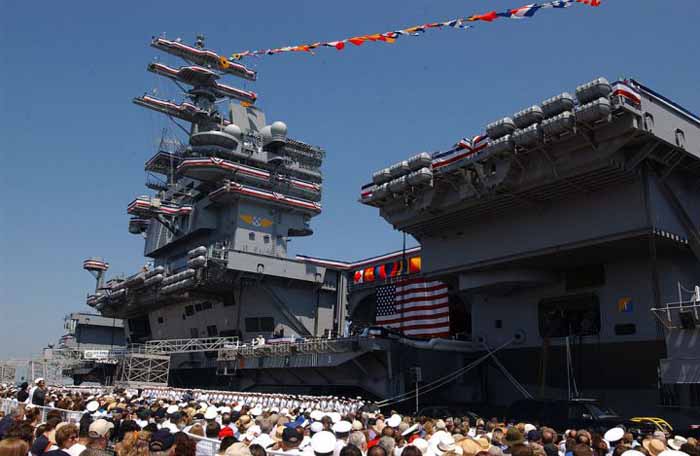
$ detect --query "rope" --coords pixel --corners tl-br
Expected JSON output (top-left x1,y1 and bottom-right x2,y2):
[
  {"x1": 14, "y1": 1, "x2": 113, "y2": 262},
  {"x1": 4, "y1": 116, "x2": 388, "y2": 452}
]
[{"x1": 376, "y1": 338, "x2": 513, "y2": 407}]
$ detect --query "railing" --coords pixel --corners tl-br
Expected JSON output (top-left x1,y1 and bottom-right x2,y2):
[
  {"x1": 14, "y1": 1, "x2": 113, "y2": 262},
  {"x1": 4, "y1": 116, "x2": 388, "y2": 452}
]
[
  {"x1": 651, "y1": 288, "x2": 700, "y2": 329},
  {"x1": 217, "y1": 336, "x2": 360, "y2": 360},
  {"x1": 0, "y1": 398, "x2": 84, "y2": 424}
]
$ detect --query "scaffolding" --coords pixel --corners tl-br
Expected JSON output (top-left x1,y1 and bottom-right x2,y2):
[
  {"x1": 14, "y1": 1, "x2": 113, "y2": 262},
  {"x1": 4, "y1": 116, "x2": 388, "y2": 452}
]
[
  {"x1": 113, "y1": 353, "x2": 170, "y2": 388},
  {"x1": 109, "y1": 336, "x2": 240, "y2": 387},
  {"x1": 0, "y1": 364, "x2": 16, "y2": 384}
]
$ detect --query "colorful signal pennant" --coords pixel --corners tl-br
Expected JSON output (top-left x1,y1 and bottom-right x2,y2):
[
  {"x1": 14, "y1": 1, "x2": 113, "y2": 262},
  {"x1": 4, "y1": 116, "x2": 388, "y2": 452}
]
[{"x1": 228, "y1": 0, "x2": 600, "y2": 62}]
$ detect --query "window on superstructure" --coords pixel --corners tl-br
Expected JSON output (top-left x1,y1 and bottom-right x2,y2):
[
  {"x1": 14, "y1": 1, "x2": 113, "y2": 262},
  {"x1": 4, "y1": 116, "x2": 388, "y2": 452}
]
[
  {"x1": 264, "y1": 235, "x2": 270, "y2": 244},
  {"x1": 185, "y1": 305, "x2": 194, "y2": 317},
  {"x1": 538, "y1": 294, "x2": 600, "y2": 338},
  {"x1": 157, "y1": 317, "x2": 164, "y2": 324},
  {"x1": 195, "y1": 303, "x2": 202, "y2": 312},
  {"x1": 249, "y1": 232, "x2": 255, "y2": 241},
  {"x1": 206, "y1": 325, "x2": 218, "y2": 337},
  {"x1": 190, "y1": 328, "x2": 199, "y2": 338},
  {"x1": 202, "y1": 302, "x2": 213, "y2": 310}
]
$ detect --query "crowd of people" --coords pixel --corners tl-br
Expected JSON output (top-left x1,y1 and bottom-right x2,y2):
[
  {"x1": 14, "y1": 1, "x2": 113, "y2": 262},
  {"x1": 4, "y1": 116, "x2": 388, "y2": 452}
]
[{"x1": 0, "y1": 381, "x2": 698, "y2": 456}]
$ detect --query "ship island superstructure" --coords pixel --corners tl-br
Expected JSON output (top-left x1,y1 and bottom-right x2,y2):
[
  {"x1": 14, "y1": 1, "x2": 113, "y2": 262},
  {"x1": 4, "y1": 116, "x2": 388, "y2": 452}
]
[{"x1": 84, "y1": 36, "x2": 352, "y2": 387}]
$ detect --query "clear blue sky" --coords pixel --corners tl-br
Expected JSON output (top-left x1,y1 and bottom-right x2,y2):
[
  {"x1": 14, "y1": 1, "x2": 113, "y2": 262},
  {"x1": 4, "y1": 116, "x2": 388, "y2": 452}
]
[{"x1": 1, "y1": 0, "x2": 698, "y2": 358}]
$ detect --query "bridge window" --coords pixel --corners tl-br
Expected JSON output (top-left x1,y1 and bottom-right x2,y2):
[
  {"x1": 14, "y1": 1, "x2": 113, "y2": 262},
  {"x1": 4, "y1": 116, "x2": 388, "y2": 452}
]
[{"x1": 538, "y1": 294, "x2": 600, "y2": 338}]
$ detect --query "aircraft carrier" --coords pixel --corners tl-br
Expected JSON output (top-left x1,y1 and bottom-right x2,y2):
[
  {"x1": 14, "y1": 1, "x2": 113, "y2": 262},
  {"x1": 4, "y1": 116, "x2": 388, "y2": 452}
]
[{"x1": 80, "y1": 36, "x2": 700, "y2": 420}]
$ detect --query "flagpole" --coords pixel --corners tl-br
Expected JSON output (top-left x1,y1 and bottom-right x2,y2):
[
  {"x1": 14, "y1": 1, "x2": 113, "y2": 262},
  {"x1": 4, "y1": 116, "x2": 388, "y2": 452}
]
[{"x1": 401, "y1": 231, "x2": 406, "y2": 336}]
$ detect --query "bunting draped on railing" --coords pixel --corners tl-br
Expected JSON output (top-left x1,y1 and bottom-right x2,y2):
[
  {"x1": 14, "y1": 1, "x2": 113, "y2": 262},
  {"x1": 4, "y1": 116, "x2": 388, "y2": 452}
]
[{"x1": 229, "y1": 0, "x2": 600, "y2": 61}]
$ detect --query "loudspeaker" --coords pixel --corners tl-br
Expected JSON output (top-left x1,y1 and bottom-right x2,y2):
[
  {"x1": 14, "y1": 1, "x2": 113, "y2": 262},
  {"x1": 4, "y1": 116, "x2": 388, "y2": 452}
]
[{"x1": 679, "y1": 310, "x2": 697, "y2": 330}]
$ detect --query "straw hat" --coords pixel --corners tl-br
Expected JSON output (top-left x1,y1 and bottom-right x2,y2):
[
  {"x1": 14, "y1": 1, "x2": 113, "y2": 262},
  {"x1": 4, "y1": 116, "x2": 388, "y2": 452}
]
[
  {"x1": 642, "y1": 439, "x2": 666, "y2": 456},
  {"x1": 667, "y1": 436, "x2": 687, "y2": 451}
]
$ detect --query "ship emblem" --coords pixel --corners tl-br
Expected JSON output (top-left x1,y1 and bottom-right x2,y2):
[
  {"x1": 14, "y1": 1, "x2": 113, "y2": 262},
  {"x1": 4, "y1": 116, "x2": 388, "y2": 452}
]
[{"x1": 240, "y1": 214, "x2": 273, "y2": 228}]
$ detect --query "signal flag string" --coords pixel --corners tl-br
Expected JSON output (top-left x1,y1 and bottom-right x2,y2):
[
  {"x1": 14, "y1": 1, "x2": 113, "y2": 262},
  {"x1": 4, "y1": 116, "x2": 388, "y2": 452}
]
[{"x1": 224, "y1": 0, "x2": 601, "y2": 63}]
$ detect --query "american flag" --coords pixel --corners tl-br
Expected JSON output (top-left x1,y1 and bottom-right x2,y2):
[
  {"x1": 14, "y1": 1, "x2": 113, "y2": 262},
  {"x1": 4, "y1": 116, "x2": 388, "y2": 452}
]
[{"x1": 375, "y1": 278, "x2": 450, "y2": 338}]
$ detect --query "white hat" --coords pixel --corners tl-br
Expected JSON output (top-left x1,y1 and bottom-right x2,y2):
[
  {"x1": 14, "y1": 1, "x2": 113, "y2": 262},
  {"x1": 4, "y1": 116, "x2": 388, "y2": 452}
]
[
  {"x1": 310, "y1": 422, "x2": 324, "y2": 433},
  {"x1": 220, "y1": 406, "x2": 232, "y2": 414},
  {"x1": 435, "y1": 420, "x2": 446, "y2": 431},
  {"x1": 658, "y1": 451, "x2": 687, "y2": 456},
  {"x1": 34, "y1": 378, "x2": 45, "y2": 385},
  {"x1": 387, "y1": 414, "x2": 402, "y2": 428},
  {"x1": 402, "y1": 423, "x2": 419, "y2": 437},
  {"x1": 250, "y1": 406, "x2": 263, "y2": 416},
  {"x1": 89, "y1": 419, "x2": 114, "y2": 438},
  {"x1": 523, "y1": 424, "x2": 536, "y2": 434},
  {"x1": 86, "y1": 401, "x2": 100, "y2": 412},
  {"x1": 166, "y1": 405, "x2": 179, "y2": 415},
  {"x1": 204, "y1": 407, "x2": 218, "y2": 420},
  {"x1": 252, "y1": 434, "x2": 274, "y2": 449},
  {"x1": 413, "y1": 438, "x2": 429, "y2": 455},
  {"x1": 621, "y1": 451, "x2": 646, "y2": 456},
  {"x1": 352, "y1": 420, "x2": 363, "y2": 431},
  {"x1": 604, "y1": 427, "x2": 625, "y2": 443},
  {"x1": 310, "y1": 410, "x2": 324, "y2": 421},
  {"x1": 667, "y1": 437, "x2": 687, "y2": 451},
  {"x1": 332, "y1": 421, "x2": 352, "y2": 434},
  {"x1": 430, "y1": 433, "x2": 461, "y2": 456},
  {"x1": 311, "y1": 431, "x2": 336, "y2": 454},
  {"x1": 328, "y1": 412, "x2": 341, "y2": 424},
  {"x1": 245, "y1": 425, "x2": 262, "y2": 441}
]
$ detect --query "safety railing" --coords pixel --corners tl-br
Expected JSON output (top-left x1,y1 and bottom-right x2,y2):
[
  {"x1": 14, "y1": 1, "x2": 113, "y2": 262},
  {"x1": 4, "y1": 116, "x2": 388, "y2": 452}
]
[
  {"x1": 217, "y1": 336, "x2": 361, "y2": 360},
  {"x1": 0, "y1": 398, "x2": 84, "y2": 424}
]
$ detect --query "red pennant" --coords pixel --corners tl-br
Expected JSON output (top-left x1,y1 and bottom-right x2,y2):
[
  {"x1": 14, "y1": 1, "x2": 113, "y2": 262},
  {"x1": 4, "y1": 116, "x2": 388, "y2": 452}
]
[
  {"x1": 335, "y1": 41, "x2": 345, "y2": 50},
  {"x1": 348, "y1": 37, "x2": 366, "y2": 46},
  {"x1": 469, "y1": 11, "x2": 498, "y2": 22}
]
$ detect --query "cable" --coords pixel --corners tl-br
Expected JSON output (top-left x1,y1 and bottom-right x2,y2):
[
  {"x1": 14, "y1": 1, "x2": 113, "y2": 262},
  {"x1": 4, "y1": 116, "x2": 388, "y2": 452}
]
[{"x1": 376, "y1": 338, "x2": 513, "y2": 407}]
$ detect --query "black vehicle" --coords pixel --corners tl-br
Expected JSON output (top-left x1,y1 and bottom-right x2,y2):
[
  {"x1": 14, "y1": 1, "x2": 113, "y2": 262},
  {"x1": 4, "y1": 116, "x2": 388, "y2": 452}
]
[{"x1": 508, "y1": 398, "x2": 624, "y2": 433}]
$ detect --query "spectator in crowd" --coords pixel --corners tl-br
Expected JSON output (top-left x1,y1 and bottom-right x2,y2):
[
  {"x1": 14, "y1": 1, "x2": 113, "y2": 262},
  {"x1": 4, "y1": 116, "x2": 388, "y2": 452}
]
[
  {"x1": 44, "y1": 424, "x2": 79, "y2": 456},
  {"x1": 0, "y1": 437, "x2": 29, "y2": 456},
  {"x1": 16, "y1": 384, "x2": 29, "y2": 404},
  {"x1": 31, "y1": 380, "x2": 47, "y2": 407}
]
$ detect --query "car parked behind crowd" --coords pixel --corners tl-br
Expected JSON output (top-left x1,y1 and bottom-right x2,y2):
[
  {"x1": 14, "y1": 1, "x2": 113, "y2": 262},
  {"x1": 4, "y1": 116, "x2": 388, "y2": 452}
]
[{"x1": 508, "y1": 398, "x2": 639, "y2": 433}]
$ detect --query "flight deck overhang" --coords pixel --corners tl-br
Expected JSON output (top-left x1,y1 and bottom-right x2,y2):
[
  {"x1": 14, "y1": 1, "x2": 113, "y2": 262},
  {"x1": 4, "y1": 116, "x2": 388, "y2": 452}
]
[{"x1": 359, "y1": 78, "x2": 700, "y2": 240}]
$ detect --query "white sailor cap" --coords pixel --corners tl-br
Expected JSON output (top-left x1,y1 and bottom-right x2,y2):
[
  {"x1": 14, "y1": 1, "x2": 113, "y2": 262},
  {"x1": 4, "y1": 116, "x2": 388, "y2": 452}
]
[
  {"x1": 386, "y1": 414, "x2": 402, "y2": 428},
  {"x1": 311, "y1": 431, "x2": 336, "y2": 454},
  {"x1": 332, "y1": 421, "x2": 352, "y2": 434},
  {"x1": 86, "y1": 401, "x2": 100, "y2": 413},
  {"x1": 204, "y1": 407, "x2": 218, "y2": 420}
]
